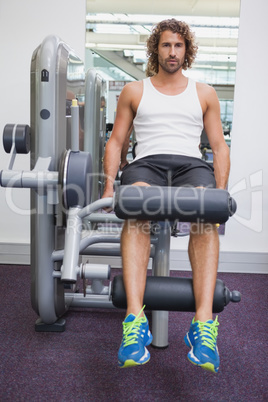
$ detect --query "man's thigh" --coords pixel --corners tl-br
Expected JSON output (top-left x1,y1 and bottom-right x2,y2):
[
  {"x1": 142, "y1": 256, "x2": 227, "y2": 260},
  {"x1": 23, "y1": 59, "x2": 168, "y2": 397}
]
[
  {"x1": 120, "y1": 154, "x2": 216, "y2": 188},
  {"x1": 120, "y1": 156, "x2": 168, "y2": 186},
  {"x1": 171, "y1": 156, "x2": 216, "y2": 188}
]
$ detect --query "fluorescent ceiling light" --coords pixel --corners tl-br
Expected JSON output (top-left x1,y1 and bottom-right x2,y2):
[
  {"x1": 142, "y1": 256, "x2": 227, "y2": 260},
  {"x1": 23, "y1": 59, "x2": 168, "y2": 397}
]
[{"x1": 86, "y1": 43, "x2": 146, "y2": 50}]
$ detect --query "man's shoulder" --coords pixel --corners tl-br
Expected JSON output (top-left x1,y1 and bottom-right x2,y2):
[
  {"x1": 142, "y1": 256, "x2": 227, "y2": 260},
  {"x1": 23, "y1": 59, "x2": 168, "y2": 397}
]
[
  {"x1": 196, "y1": 81, "x2": 215, "y2": 94},
  {"x1": 120, "y1": 80, "x2": 144, "y2": 103},
  {"x1": 123, "y1": 80, "x2": 144, "y2": 92},
  {"x1": 196, "y1": 81, "x2": 218, "y2": 104}
]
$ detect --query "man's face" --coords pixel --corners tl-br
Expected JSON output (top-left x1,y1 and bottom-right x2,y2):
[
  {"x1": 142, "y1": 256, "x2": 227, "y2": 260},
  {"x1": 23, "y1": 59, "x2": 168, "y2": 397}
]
[{"x1": 157, "y1": 30, "x2": 186, "y2": 74}]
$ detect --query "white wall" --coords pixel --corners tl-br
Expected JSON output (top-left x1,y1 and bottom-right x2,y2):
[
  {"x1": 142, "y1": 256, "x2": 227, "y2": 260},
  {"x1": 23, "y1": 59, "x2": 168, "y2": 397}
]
[
  {"x1": 0, "y1": 0, "x2": 267, "y2": 272},
  {"x1": 223, "y1": 0, "x2": 268, "y2": 254},
  {"x1": 0, "y1": 0, "x2": 86, "y2": 260},
  {"x1": 171, "y1": 0, "x2": 268, "y2": 273}
]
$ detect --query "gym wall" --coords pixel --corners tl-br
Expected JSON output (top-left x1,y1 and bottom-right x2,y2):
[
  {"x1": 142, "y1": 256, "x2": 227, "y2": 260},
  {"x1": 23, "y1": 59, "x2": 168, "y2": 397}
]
[
  {"x1": 0, "y1": 0, "x2": 86, "y2": 263},
  {"x1": 0, "y1": 0, "x2": 267, "y2": 273},
  {"x1": 170, "y1": 0, "x2": 268, "y2": 273}
]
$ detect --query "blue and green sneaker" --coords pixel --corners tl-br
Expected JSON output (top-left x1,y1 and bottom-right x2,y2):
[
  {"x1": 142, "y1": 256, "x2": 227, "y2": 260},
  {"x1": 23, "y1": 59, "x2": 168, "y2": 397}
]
[
  {"x1": 118, "y1": 306, "x2": 153, "y2": 368},
  {"x1": 184, "y1": 316, "x2": 220, "y2": 373}
]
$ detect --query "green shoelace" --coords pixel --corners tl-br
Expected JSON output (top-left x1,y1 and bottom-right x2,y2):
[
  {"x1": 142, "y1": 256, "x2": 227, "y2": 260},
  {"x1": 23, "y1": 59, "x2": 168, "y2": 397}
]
[
  {"x1": 122, "y1": 306, "x2": 146, "y2": 347},
  {"x1": 195, "y1": 316, "x2": 219, "y2": 351}
]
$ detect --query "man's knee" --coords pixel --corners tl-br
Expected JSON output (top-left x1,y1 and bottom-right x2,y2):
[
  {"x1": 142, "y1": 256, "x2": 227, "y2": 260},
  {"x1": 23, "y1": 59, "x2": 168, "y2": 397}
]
[
  {"x1": 190, "y1": 221, "x2": 218, "y2": 237},
  {"x1": 123, "y1": 219, "x2": 151, "y2": 235}
]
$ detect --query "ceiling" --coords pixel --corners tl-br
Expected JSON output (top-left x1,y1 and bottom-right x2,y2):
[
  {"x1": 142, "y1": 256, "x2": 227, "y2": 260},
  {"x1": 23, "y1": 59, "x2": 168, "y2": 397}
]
[{"x1": 86, "y1": 0, "x2": 240, "y2": 17}]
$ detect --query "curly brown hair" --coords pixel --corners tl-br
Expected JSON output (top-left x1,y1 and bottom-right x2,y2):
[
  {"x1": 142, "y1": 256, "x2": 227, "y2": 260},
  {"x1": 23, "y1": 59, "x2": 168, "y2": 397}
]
[{"x1": 146, "y1": 18, "x2": 198, "y2": 77}]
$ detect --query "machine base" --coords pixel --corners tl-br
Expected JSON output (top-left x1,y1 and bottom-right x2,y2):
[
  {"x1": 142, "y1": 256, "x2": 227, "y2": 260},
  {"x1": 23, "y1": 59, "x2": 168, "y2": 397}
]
[
  {"x1": 151, "y1": 343, "x2": 169, "y2": 350},
  {"x1": 35, "y1": 318, "x2": 66, "y2": 332}
]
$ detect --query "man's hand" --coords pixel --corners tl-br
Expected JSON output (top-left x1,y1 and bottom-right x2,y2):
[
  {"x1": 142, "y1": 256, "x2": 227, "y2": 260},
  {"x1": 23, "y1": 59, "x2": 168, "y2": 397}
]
[
  {"x1": 101, "y1": 187, "x2": 114, "y2": 213},
  {"x1": 119, "y1": 160, "x2": 129, "y2": 171}
]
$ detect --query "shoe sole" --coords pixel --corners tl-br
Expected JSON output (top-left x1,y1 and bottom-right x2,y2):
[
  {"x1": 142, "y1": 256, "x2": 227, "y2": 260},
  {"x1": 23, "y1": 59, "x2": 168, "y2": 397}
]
[
  {"x1": 184, "y1": 333, "x2": 219, "y2": 374},
  {"x1": 119, "y1": 346, "x2": 151, "y2": 368},
  {"x1": 118, "y1": 333, "x2": 153, "y2": 368},
  {"x1": 119, "y1": 356, "x2": 151, "y2": 368},
  {"x1": 187, "y1": 356, "x2": 219, "y2": 373}
]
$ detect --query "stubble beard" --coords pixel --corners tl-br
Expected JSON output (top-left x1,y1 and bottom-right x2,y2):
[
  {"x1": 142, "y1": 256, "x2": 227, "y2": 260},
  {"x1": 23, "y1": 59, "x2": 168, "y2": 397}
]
[{"x1": 158, "y1": 57, "x2": 184, "y2": 74}]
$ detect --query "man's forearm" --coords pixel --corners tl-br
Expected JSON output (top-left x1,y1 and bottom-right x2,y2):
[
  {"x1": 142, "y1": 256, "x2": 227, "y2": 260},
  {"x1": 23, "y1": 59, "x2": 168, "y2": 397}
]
[
  {"x1": 120, "y1": 138, "x2": 130, "y2": 168},
  {"x1": 103, "y1": 138, "x2": 121, "y2": 193},
  {"x1": 120, "y1": 125, "x2": 133, "y2": 169},
  {"x1": 213, "y1": 144, "x2": 230, "y2": 189}
]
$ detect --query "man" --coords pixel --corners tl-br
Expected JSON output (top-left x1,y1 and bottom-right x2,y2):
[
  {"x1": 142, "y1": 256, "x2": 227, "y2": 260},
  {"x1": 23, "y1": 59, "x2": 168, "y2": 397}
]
[{"x1": 102, "y1": 19, "x2": 230, "y2": 373}]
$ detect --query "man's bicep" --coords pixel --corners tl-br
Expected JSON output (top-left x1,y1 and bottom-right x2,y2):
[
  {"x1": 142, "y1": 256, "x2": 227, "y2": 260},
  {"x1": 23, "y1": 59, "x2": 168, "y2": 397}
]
[
  {"x1": 203, "y1": 89, "x2": 224, "y2": 150},
  {"x1": 111, "y1": 88, "x2": 134, "y2": 145}
]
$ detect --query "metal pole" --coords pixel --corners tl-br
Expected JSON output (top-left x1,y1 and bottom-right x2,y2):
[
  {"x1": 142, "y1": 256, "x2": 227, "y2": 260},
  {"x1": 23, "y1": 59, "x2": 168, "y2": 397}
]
[{"x1": 151, "y1": 221, "x2": 171, "y2": 348}]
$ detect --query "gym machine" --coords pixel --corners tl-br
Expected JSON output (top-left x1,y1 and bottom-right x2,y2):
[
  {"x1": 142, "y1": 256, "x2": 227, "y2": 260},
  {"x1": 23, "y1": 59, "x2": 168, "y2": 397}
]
[{"x1": 0, "y1": 36, "x2": 240, "y2": 348}]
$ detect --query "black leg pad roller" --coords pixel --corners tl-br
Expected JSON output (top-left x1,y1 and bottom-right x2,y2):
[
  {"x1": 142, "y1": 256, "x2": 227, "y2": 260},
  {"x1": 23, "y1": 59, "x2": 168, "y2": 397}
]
[
  {"x1": 112, "y1": 275, "x2": 241, "y2": 313},
  {"x1": 114, "y1": 186, "x2": 237, "y2": 223}
]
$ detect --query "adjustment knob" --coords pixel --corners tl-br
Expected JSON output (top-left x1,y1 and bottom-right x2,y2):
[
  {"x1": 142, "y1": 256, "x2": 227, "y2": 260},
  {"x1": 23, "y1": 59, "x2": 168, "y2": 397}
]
[
  {"x1": 3, "y1": 124, "x2": 30, "y2": 154},
  {"x1": 230, "y1": 290, "x2": 241, "y2": 302}
]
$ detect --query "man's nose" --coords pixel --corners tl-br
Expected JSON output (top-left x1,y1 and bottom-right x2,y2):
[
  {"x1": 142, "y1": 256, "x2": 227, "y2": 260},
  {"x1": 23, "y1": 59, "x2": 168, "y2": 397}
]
[{"x1": 169, "y1": 46, "x2": 176, "y2": 57}]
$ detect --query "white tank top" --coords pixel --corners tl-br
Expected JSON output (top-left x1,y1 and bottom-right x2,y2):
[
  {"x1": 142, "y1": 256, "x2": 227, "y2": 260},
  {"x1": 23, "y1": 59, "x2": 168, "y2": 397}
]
[{"x1": 133, "y1": 77, "x2": 203, "y2": 160}]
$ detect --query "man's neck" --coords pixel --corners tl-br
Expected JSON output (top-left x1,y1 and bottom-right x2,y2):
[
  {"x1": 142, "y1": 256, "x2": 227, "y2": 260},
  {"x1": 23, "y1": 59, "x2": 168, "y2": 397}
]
[
  {"x1": 153, "y1": 67, "x2": 187, "y2": 85},
  {"x1": 150, "y1": 68, "x2": 188, "y2": 94}
]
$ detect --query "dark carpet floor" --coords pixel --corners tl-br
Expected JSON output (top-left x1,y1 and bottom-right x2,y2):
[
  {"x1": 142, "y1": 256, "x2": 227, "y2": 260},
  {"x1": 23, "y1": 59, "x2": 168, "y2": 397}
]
[{"x1": 0, "y1": 265, "x2": 267, "y2": 401}]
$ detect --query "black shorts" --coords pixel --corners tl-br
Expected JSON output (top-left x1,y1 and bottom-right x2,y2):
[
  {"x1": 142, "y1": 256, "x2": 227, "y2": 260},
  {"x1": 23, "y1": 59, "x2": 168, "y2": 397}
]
[{"x1": 120, "y1": 154, "x2": 216, "y2": 188}]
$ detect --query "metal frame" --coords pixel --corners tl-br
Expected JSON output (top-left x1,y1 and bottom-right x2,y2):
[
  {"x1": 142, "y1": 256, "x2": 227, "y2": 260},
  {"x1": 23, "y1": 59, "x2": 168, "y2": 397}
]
[{"x1": 0, "y1": 35, "x2": 171, "y2": 346}]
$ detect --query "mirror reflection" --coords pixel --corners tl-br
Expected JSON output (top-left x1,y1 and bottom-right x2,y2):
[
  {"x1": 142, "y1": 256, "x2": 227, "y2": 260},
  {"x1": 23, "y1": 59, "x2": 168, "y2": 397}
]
[{"x1": 85, "y1": 8, "x2": 239, "y2": 166}]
